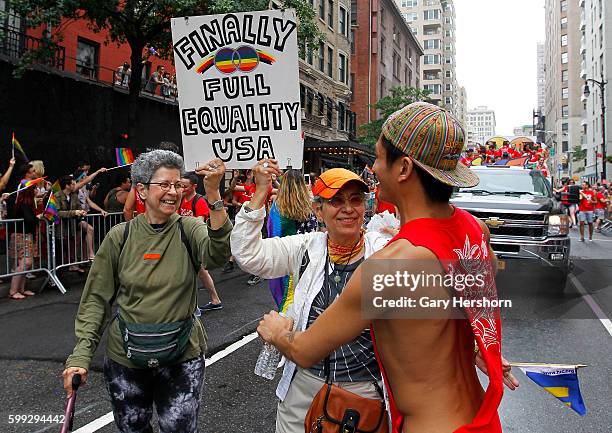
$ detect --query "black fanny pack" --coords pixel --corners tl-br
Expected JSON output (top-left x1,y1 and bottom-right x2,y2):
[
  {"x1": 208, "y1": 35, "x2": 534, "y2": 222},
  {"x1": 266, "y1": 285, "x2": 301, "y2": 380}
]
[{"x1": 117, "y1": 314, "x2": 195, "y2": 369}]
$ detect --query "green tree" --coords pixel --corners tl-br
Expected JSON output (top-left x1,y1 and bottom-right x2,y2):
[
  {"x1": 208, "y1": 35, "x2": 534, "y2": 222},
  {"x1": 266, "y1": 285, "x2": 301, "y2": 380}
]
[
  {"x1": 5, "y1": 0, "x2": 324, "y2": 145},
  {"x1": 572, "y1": 145, "x2": 586, "y2": 162},
  {"x1": 358, "y1": 86, "x2": 431, "y2": 147}
]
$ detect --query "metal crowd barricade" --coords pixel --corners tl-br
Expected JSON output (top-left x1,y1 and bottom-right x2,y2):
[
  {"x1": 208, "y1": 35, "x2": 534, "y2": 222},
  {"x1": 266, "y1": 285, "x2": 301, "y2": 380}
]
[
  {"x1": 0, "y1": 212, "x2": 126, "y2": 295},
  {"x1": 51, "y1": 212, "x2": 125, "y2": 285},
  {"x1": 0, "y1": 218, "x2": 66, "y2": 293}
]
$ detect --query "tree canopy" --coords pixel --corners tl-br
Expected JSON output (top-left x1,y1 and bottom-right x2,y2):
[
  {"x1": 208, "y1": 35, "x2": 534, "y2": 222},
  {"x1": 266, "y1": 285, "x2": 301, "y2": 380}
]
[{"x1": 358, "y1": 86, "x2": 431, "y2": 147}]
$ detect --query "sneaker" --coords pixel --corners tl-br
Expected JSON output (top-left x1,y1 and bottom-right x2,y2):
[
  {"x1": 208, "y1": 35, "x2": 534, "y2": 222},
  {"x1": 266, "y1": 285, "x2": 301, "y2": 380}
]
[
  {"x1": 588, "y1": 238, "x2": 593, "y2": 242},
  {"x1": 247, "y1": 275, "x2": 262, "y2": 286},
  {"x1": 222, "y1": 261, "x2": 234, "y2": 274},
  {"x1": 200, "y1": 301, "x2": 223, "y2": 311},
  {"x1": 579, "y1": 238, "x2": 585, "y2": 242},
  {"x1": 25, "y1": 273, "x2": 36, "y2": 280}
]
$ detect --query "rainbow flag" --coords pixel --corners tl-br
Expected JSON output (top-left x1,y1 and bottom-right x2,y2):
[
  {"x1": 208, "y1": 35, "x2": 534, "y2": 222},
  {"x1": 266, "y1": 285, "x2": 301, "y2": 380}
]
[
  {"x1": 19, "y1": 176, "x2": 46, "y2": 190},
  {"x1": 256, "y1": 49, "x2": 276, "y2": 65},
  {"x1": 43, "y1": 191, "x2": 60, "y2": 224},
  {"x1": 115, "y1": 148, "x2": 135, "y2": 166},
  {"x1": 12, "y1": 132, "x2": 28, "y2": 161},
  {"x1": 50, "y1": 180, "x2": 61, "y2": 195}
]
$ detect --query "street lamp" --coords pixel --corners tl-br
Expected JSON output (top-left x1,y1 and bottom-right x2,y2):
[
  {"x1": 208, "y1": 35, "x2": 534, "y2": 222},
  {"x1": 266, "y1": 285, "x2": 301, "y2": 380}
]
[{"x1": 583, "y1": 76, "x2": 608, "y2": 181}]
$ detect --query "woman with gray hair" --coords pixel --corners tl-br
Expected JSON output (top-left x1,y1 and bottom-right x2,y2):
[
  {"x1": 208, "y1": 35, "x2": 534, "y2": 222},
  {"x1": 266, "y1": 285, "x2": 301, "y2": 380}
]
[{"x1": 62, "y1": 150, "x2": 232, "y2": 433}]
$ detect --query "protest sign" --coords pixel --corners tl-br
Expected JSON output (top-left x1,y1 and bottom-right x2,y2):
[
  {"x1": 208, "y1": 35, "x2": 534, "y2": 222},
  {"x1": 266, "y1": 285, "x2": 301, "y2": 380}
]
[{"x1": 171, "y1": 9, "x2": 303, "y2": 169}]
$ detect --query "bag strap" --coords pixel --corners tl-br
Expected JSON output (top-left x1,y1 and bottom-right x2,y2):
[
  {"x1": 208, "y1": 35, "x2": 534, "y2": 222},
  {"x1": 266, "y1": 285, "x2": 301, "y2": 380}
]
[
  {"x1": 177, "y1": 217, "x2": 199, "y2": 274},
  {"x1": 323, "y1": 253, "x2": 332, "y2": 385}
]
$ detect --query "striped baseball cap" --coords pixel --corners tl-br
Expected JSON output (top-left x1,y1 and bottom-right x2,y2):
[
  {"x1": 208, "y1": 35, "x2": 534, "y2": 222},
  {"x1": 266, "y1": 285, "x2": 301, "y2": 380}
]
[{"x1": 381, "y1": 102, "x2": 479, "y2": 188}]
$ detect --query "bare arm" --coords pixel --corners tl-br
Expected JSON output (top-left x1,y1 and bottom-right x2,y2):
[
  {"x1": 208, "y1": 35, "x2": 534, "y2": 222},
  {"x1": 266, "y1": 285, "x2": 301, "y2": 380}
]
[
  {"x1": 476, "y1": 218, "x2": 498, "y2": 275},
  {"x1": 86, "y1": 197, "x2": 107, "y2": 215},
  {"x1": 75, "y1": 168, "x2": 107, "y2": 191},
  {"x1": 123, "y1": 187, "x2": 136, "y2": 221},
  {"x1": 0, "y1": 157, "x2": 16, "y2": 191}
]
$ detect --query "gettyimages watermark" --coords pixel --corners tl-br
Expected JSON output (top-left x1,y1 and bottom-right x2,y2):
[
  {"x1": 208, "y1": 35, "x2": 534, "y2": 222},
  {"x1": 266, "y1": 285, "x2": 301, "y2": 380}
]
[
  {"x1": 360, "y1": 259, "x2": 612, "y2": 320},
  {"x1": 361, "y1": 259, "x2": 508, "y2": 320}
]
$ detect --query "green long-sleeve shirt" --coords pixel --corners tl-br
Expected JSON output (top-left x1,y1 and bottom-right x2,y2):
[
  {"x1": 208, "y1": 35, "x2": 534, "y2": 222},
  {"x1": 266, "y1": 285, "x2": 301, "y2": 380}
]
[{"x1": 65, "y1": 213, "x2": 232, "y2": 370}]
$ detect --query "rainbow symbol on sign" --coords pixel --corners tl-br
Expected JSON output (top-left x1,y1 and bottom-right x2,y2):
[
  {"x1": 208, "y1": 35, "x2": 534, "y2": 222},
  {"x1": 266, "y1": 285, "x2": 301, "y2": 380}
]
[{"x1": 196, "y1": 46, "x2": 276, "y2": 75}]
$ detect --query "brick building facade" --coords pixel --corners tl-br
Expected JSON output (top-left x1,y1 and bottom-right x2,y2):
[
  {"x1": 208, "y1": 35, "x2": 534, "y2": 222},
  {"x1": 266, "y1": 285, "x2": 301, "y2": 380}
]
[{"x1": 350, "y1": 0, "x2": 423, "y2": 133}]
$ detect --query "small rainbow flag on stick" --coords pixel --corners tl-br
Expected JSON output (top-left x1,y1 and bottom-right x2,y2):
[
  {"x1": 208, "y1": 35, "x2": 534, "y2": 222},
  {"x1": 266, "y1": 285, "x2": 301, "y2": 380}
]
[
  {"x1": 115, "y1": 148, "x2": 135, "y2": 167},
  {"x1": 19, "y1": 177, "x2": 46, "y2": 190},
  {"x1": 43, "y1": 191, "x2": 60, "y2": 224},
  {"x1": 12, "y1": 132, "x2": 28, "y2": 161}
]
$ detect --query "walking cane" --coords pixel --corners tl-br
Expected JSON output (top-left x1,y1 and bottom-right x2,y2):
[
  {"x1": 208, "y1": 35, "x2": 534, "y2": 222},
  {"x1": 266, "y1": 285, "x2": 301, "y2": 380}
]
[{"x1": 60, "y1": 374, "x2": 81, "y2": 433}]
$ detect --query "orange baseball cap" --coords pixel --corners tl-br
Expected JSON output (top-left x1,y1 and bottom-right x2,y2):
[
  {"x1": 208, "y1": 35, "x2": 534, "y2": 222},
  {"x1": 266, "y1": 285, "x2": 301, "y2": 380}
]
[{"x1": 312, "y1": 168, "x2": 368, "y2": 199}]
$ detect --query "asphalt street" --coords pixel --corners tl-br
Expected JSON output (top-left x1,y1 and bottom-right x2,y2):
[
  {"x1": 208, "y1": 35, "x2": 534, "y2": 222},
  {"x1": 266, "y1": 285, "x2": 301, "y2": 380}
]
[{"x1": 0, "y1": 227, "x2": 610, "y2": 433}]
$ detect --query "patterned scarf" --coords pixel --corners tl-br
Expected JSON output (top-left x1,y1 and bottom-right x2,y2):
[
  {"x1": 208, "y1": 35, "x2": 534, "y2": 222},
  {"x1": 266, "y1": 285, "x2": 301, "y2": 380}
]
[{"x1": 327, "y1": 229, "x2": 366, "y2": 264}]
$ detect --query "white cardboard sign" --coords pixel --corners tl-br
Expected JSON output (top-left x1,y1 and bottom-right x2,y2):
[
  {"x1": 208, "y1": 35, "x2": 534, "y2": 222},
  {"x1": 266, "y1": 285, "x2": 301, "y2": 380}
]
[{"x1": 171, "y1": 9, "x2": 303, "y2": 169}]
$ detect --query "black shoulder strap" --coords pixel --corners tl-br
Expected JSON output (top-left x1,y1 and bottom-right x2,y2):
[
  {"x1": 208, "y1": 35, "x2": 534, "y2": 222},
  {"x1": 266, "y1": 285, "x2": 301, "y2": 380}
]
[
  {"x1": 191, "y1": 193, "x2": 203, "y2": 216},
  {"x1": 110, "y1": 220, "x2": 131, "y2": 307},
  {"x1": 178, "y1": 217, "x2": 199, "y2": 274}
]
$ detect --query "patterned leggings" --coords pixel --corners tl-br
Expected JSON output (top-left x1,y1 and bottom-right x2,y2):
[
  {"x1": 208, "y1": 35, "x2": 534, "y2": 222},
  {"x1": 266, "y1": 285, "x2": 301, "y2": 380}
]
[{"x1": 103, "y1": 356, "x2": 205, "y2": 433}]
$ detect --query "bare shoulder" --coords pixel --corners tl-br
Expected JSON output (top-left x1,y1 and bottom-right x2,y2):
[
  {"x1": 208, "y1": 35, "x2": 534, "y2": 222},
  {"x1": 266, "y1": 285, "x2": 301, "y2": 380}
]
[
  {"x1": 369, "y1": 238, "x2": 438, "y2": 261},
  {"x1": 472, "y1": 215, "x2": 491, "y2": 242}
]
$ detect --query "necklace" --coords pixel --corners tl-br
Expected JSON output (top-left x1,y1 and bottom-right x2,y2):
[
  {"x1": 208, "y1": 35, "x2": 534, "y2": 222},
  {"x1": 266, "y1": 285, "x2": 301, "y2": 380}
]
[{"x1": 328, "y1": 234, "x2": 363, "y2": 283}]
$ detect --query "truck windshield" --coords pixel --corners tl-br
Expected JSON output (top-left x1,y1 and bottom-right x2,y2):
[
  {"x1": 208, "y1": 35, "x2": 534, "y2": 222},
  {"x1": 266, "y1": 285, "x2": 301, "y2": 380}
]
[{"x1": 458, "y1": 170, "x2": 550, "y2": 197}]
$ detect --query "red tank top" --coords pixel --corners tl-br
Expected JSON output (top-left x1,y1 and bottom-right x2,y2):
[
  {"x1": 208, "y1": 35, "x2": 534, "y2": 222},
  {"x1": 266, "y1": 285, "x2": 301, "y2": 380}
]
[
  {"x1": 134, "y1": 188, "x2": 145, "y2": 215},
  {"x1": 371, "y1": 207, "x2": 503, "y2": 433}
]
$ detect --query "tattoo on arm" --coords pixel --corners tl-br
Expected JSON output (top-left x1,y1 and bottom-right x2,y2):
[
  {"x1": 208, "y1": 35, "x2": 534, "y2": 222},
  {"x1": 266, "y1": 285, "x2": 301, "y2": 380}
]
[{"x1": 285, "y1": 331, "x2": 296, "y2": 343}]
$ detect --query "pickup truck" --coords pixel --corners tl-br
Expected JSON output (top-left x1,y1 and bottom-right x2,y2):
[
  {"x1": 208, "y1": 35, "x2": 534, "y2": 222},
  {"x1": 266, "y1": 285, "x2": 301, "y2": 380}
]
[{"x1": 451, "y1": 165, "x2": 571, "y2": 287}]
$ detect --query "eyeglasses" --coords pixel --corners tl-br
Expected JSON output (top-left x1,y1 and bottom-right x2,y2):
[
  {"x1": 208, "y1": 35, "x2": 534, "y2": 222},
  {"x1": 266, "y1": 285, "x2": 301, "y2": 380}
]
[
  {"x1": 145, "y1": 181, "x2": 185, "y2": 191},
  {"x1": 324, "y1": 193, "x2": 367, "y2": 209}
]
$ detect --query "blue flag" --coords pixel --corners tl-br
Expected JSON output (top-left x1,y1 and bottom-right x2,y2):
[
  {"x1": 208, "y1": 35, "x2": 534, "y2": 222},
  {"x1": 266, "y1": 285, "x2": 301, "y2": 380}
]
[{"x1": 516, "y1": 363, "x2": 587, "y2": 416}]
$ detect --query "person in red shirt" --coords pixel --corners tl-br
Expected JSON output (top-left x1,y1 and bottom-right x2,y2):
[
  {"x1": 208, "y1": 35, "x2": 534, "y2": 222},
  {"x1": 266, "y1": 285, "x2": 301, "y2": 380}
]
[
  {"x1": 459, "y1": 148, "x2": 475, "y2": 166},
  {"x1": 535, "y1": 157, "x2": 549, "y2": 178},
  {"x1": 178, "y1": 173, "x2": 223, "y2": 311},
  {"x1": 374, "y1": 185, "x2": 397, "y2": 215},
  {"x1": 594, "y1": 186, "x2": 608, "y2": 232},
  {"x1": 258, "y1": 102, "x2": 518, "y2": 433},
  {"x1": 485, "y1": 142, "x2": 496, "y2": 159},
  {"x1": 578, "y1": 181, "x2": 597, "y2": 242}
]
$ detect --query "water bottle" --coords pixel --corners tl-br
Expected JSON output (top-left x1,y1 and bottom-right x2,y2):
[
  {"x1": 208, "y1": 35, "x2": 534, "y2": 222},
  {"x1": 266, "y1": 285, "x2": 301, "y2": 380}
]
[
  {"x1": 254, "y1": 312, "x2": 287, "y2": 380},
  {"x1": 254, "y1": 342, "x2": 282, "y2": 380}
]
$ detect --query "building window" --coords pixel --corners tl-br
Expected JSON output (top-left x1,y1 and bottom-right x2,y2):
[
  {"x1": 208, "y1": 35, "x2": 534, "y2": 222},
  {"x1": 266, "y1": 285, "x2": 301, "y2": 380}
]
[
  {"x1": 326, "y1": 98, "x2": 333, "y2": 126},
  {"x1": 380, "y1": 36, "x2": 385, "y2": 63},
  {"x1": 338, "y1": 52, "x2": 347, "y2": 83},
  {"x1": 380, "y1": 6, "x2": 385, "y2": 27},
  {"x1": 445, "y1": 70, "x2": 452, "y2": 78},
  {"x1": 318, "y1": 43, "x2": 325, "y2": 71},
  {"x1": 424, "y1": 54, "x2": 440, "y2": 64},
  {"x1": 561, "y1": 52, "x2": 568, "y2": 64},
  {"x1": 338, "y1": 103, "x2": 346, "y2": 131},
  {"x1": 76, "y1": 38, "x2": 99, "y2": 79},
  {"x1": 392, "y1": 50, "x2": 400, "y2": 78},
  {"x1": 351, "y1": 0, "x2": 357, "y2": 26},
  {"x1": 403, "y1": 12, "x2": 418, "y2": 22},
  {"x1": 562, "y1": 69, "x2": 568, "y2": 82},
  {"x1": 561, "y1": 105, "x2": 569, "y2": 117},
  {"x1": 446, "y1": 83, "x2": 452, "y2": 91},
  {"x1": 560, "y1": 0, "x2": 567, "y2": 12},
  {"x1": 350, "y1": 29, "x2": 355, "y2": 54},
  {"x1": 423, "y1": 9, "x2": 440, "y2": 20},
  {"x1": 560, "y1": 17, "x2": 567, "y2": 30},
  {"x1": 562, "y1": 87, "x2": 568, "y2": 99},
  {"x1": 424, "y1": 71, "x2": 438, "y2": 80},
  {"x1": 305, "y1": 88, "x2": 313, "y2": 115},
  {"x1": 380, "y1": 75, "x2": 386, "y2": 96},
  {"x1": 339, "y1": 6, "x2": 347, "y2": 36},
  {"x1": 327, "y1": 46, "x2": 333, "y2": 77},
  {"x1": 319, "y1": 0, "x2": 325, "y2": 20},
  {"x1": 306, "y1": 46, "x2": 313, "y2": 65},
  {"x1": 318, "y1": 92, "x2": 325, "y2": 116},
  {"x1": 423, "y1": 39, "x2": 441, "y2": 50},
  {"x1": 402, "y1": 0, "x2": 418, "y2": 6},
  {"x1": 562, "y1": 141, "x2": 569, "y2": 152},
  {"x1": 350, "y1": 74, "x2": 355, "y2": 101},
  {"x1": 424, "y1": 84, "x2": 441, "y2": 94},
  {"x1": 445, "y1": 56, "x2": 453, "y2": 64},
  {"x1": 561, "y1": 34, "x2": 568, "y2": 46},
  {"x1": 328, "y1": 0, "x2": 334, "y2": 28}
]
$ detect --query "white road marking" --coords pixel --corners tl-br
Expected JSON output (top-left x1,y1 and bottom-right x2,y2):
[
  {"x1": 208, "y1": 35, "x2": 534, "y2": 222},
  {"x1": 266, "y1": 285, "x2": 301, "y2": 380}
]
[
  {"x1": 569, "y1": 274, "x2": 612, "y2": 337},
  {"x1": 72, "y1": 332, "x2": 259, "y2": 433}
]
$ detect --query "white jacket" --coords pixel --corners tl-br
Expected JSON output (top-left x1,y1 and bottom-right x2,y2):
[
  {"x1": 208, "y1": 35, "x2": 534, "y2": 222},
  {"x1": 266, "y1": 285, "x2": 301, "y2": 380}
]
[{"x1": 230, "y1": 204, "x2": 389, "y2": 400}]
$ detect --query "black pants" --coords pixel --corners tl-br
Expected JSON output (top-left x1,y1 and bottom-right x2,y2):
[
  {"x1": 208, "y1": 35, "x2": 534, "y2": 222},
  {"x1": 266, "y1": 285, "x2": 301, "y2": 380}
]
[{"x1": 104, "y1": 356, "x2": 205, "y2": 433}]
